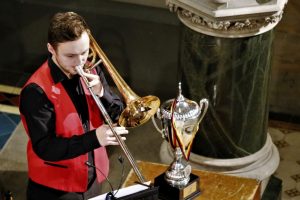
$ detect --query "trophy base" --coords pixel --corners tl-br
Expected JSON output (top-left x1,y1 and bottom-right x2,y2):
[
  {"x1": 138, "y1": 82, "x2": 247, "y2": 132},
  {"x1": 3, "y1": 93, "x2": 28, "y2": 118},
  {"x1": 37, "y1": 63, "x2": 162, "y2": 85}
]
[{"x1": 154, "y1": 173, "x2": 200, "y2": 200}]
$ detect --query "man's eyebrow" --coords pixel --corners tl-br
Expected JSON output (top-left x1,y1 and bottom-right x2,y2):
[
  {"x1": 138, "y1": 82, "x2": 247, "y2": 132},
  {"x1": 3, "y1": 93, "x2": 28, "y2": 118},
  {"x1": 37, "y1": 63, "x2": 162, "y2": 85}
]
[
  {"x1": 82, "y1": 49, "x2": 89, "y2": 54},
  {"x1": 65, "y1": 49, "x2": 89, "y2": 56},
  {"x1": 79, "y1": 49, "x2": 89, "y2": 54}
]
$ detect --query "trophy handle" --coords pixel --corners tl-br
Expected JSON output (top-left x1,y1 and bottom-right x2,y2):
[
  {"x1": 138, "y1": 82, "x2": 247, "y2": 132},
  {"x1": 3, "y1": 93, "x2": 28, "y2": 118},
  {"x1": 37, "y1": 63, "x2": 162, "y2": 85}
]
[
  {"x1": 151, "y1": 111, "x2": 165, "y2": 139},
  {"x1": 197, "y1": 98, "x2": 209, "y2": 125}
]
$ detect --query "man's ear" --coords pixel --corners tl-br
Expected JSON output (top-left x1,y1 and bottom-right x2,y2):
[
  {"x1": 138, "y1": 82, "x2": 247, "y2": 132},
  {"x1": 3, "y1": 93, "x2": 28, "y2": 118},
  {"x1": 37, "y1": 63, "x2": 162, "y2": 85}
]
[{"x1": 47, "y1": 43, "x2": 55, "y2": 55}]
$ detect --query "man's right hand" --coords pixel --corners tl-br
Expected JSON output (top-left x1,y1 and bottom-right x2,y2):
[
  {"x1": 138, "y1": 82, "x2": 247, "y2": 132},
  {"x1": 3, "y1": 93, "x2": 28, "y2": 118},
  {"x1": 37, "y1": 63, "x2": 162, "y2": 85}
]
[{"x1": 95, "y1": 124, "x2": 128, "y2": 146}]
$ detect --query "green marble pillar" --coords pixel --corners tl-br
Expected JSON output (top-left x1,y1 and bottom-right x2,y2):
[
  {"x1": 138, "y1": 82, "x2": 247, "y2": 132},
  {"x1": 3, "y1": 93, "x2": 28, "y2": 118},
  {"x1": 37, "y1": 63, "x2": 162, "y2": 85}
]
[{"x1": 180, "y1": 26, "x2": 274, "y2": 158}]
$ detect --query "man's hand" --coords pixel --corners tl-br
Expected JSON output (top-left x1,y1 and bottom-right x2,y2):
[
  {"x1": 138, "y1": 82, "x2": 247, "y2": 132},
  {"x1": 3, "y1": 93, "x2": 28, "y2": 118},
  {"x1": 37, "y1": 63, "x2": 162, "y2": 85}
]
[
  {"x1": 96, "y1": 124, "x2": 128, "y2": 146},
  {"x1": 81, "y1": 70, "x2": 104, "y2": 97}
]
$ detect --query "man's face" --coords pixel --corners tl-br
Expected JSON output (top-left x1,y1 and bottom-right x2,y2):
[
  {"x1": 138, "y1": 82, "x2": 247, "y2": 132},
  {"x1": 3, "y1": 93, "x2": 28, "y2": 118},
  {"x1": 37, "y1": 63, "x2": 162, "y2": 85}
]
[{"x1": 48, "y1": 31, "x2": 90, "y2": 77}]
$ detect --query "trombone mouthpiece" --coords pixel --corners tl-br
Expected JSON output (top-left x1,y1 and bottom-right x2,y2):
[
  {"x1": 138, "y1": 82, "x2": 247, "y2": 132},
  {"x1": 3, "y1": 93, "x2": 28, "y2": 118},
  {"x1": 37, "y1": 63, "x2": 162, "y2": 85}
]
[
  {"x1": 75, "y1": 65, "x2": 84, "y2": 77},
  {"x1": 75, "y1": 65, "x2": 91, "y2": 87}
]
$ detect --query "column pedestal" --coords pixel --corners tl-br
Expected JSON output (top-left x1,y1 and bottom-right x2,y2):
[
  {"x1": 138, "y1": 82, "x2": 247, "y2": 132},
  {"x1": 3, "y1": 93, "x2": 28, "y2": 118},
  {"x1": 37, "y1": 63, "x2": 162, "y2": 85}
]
[{"x1": 160, "y1": 133, "x2": 279, "y2": 195}]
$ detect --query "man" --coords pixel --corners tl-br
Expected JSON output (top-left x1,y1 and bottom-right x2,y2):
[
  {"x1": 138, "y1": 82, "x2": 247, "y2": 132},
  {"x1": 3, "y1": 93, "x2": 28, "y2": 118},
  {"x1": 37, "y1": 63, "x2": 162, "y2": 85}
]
[{"x1": 19, "y1": 11, "x2": 128, "y2": 200}]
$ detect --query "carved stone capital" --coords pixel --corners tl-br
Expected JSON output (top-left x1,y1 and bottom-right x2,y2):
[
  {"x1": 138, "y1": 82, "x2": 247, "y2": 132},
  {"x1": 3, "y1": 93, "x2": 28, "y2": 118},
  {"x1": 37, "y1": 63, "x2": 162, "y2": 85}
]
[{"x1": 166, "y1": 0, "x2": 288, "y2": 38}]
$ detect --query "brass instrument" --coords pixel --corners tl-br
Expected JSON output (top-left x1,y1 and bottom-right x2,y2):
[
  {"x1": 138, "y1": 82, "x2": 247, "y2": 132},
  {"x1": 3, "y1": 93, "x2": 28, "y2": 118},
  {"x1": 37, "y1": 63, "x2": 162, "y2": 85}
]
[
  {"x1": 87, "y1": 33, "x2": 160, "y2": 128},
  {"x1": 76, "y1": 33, "x2": 160, "y2": 183}
]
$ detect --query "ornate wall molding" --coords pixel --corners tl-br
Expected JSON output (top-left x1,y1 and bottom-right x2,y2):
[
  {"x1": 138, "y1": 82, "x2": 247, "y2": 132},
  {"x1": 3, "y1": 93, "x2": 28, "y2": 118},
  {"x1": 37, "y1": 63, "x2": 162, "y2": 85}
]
[{"x1": 166, "y1": 0, "x2": 288, "y2": 38}]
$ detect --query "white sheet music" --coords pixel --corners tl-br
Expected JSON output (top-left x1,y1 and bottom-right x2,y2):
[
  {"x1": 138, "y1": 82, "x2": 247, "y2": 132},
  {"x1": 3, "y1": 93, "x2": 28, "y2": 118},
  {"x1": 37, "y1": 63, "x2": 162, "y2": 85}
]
[{"x1": 88, "y1": 182, "x2": 151, "y2": 200}]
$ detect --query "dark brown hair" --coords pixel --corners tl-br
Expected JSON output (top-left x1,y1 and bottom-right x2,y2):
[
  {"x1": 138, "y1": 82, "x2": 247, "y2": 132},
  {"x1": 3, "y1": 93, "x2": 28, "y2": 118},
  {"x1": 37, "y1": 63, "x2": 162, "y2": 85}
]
[{"x1": 48, "y1": 12, "x2": 90, "y2": 49}]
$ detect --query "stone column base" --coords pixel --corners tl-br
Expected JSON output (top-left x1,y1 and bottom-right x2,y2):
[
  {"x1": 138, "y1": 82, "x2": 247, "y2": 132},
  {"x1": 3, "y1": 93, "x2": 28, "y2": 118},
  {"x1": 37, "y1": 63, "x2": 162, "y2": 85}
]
[{"x1": 160, "y1": 133, "x2": 280, "y2": 196}]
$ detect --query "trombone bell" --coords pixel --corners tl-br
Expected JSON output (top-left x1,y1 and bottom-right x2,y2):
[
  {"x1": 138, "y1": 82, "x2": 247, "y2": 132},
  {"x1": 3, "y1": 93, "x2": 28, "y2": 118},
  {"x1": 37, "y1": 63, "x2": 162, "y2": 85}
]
[
  {"x1": 87, "y1": 33, "x2": 160, "y2": 128},
  {"x1": 119, "y1": 95, "x2": 160, "y2": 127}
]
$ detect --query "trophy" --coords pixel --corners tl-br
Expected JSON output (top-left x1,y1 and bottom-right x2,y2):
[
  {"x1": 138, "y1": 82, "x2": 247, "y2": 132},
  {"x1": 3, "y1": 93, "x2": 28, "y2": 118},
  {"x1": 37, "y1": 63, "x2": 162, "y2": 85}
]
[{"x1": 152, "y1": 82, "x2": 209, "y2": 200}]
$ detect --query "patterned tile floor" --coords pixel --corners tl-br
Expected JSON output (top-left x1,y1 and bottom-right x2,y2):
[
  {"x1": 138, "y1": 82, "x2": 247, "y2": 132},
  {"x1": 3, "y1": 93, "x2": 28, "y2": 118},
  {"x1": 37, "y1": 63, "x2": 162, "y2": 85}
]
[
  {"x1": 0, "y1": 84, "x2": 21, "y2": 151},
  {"x1": 269, "y1": 125, "x2": 300, "y2": 200},
  {"x1": 0, "y1": 112, "x2": 20, "y2": 150}
]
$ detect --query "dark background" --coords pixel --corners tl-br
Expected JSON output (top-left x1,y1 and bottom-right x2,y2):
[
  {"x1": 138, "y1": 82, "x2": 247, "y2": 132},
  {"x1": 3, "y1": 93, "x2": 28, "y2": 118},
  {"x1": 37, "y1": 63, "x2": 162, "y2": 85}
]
[{"x1": 0, "y1": 0, "x2": 299, "y2": 122}]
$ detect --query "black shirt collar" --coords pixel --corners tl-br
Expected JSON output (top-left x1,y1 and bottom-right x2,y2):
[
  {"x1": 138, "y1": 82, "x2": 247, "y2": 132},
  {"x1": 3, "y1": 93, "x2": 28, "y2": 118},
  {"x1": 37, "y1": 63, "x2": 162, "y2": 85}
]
[{"x1": 48, "y1": 56, "x2": 70, "y2": 84}]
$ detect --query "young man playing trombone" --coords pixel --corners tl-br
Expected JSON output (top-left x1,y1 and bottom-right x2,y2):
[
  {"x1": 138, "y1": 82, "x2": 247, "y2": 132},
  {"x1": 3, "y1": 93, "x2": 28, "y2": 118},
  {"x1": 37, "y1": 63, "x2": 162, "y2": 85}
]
[{"x1": 19, "y1": 11, "x2": 128, "y2": 200}]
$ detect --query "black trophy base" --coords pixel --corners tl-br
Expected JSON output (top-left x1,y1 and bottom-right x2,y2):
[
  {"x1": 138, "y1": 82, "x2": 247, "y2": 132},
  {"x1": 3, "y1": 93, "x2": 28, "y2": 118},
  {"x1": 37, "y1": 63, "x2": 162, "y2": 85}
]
[{"x1": 154, "y1": 173, "x2": 200, "y2": 200}]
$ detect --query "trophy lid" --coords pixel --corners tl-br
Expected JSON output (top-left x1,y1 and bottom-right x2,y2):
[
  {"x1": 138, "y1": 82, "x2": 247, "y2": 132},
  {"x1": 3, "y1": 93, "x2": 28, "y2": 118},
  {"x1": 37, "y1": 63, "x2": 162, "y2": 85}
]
[{"x1": 161, "y1": 82, "x2": 200, "y2": 120}]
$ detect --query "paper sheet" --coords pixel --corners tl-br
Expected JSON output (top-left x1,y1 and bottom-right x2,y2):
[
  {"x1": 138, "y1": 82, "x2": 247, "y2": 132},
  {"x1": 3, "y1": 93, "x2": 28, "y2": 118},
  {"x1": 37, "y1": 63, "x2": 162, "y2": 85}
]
[{"x1": 88, "y1": 181, "x2": 151, "y2": 200}]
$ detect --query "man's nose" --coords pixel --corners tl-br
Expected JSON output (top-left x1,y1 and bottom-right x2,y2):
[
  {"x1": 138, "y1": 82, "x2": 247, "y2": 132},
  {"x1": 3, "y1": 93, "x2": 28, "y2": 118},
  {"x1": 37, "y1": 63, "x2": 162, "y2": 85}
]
[{"x1": 76, "y1": 55, "x2": 86, "y2": 66}]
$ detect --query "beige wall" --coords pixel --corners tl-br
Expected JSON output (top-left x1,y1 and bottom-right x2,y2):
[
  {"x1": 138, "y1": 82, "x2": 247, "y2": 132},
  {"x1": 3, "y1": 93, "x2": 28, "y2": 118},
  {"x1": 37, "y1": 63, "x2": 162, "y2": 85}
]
[{"x1": 270, "y1": 0, "x2": 300, "y2": 116}]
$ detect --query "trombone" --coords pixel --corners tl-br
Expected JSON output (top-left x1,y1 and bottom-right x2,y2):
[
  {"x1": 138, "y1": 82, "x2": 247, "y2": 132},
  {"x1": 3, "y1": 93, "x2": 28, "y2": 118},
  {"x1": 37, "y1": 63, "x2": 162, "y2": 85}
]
[{"x1": 76, "y1": 33, "x2": 160, "y2": 183}]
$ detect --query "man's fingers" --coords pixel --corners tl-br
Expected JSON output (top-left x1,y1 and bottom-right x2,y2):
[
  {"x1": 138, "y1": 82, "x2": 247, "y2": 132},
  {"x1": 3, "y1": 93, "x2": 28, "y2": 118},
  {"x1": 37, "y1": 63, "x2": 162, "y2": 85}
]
[
  {"x1": 108, "y1": 136, "x2": 126, "y2": 141},
  {"x1": 107, "y1": 136, "x2": 126, "y2": 145},
  {"x1": 97, "y1": 125, "x2": 128, "y2": 146},
  {"x1": 107, "y1": 127, "x2": 128, "y2": 136},
  {"x1": 89, "y1": 78, "x2": 100, "y2": 87},
  {"x1": 81, "y1": 71, "x2": 98, "y2": 79},
  {"x1": 81, "y1": 71, "x2": 100, "y2": 86},
  {"x1": 114, "y1": 127, "x2": 128, "y2": 133}
]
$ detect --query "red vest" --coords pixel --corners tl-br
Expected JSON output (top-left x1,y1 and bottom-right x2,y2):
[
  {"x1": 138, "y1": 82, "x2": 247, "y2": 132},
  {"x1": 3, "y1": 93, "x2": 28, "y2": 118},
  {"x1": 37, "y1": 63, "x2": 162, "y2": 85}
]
[{"x1": 20, "y1": 61, "x2": 109, "y2": 192}]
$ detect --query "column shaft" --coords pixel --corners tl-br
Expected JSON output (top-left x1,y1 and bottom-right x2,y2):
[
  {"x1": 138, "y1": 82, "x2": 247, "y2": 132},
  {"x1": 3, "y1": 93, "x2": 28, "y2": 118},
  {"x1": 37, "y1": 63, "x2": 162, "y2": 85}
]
[{"x1": 180, "y1": 26, "x2": 273, "y2": 158}]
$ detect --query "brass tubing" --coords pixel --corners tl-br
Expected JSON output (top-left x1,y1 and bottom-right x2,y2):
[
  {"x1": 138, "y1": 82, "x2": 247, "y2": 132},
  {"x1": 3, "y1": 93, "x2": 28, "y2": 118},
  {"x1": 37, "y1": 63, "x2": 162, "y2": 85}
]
[{"x1": 76, "y1": 66, "x2": 146, "y2": 183}]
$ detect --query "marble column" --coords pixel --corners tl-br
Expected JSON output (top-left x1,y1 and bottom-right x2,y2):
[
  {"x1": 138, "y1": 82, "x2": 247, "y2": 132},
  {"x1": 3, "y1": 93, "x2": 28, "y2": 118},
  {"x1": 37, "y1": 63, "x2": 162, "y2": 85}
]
[
  {"x1": 181, "y1": 27, "x2": 273, "y2": 159},
  {"x1": 161, "y1": 0, "x2": 288, "y2": 195}
]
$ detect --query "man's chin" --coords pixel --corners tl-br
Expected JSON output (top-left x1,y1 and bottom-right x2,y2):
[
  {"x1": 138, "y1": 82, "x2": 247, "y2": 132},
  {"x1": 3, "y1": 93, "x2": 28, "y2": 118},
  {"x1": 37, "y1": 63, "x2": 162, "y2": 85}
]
[{"x1": 70, "y1": 69, "x2": 78, "y2": 75}]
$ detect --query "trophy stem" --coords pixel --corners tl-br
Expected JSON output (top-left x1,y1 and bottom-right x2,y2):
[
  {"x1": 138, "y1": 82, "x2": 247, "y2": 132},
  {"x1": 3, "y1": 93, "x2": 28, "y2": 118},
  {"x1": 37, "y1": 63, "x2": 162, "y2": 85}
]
[{"x1": 164, "y1": 147, "x2": 191, "y2": 188}]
